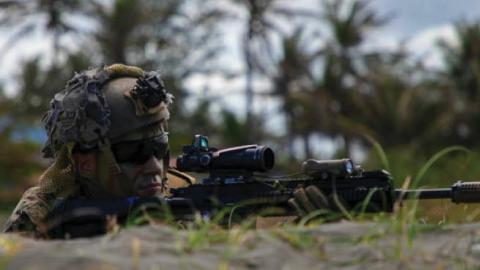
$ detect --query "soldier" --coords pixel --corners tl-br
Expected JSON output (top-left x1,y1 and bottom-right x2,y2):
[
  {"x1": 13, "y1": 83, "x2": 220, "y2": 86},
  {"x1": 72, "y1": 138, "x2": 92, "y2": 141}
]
[{"x1": 3, "y1": 64, "x2": 194, "y2": 237}]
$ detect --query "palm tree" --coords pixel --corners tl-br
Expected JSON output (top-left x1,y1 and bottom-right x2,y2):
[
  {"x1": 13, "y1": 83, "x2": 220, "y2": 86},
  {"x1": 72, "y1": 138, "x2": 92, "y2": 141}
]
[
  {"x1": 315, "y1": 0, "x2": 386, "y2": 155},
  {"x1": 349, "y1": 53, "x2": 454, "y2": 149},
  {"x1": 438, "y1": 20, "x2": 480, "y2": 147},
  {"x1": 259, "y1": 0, "x2": 388, "y2": 159},
  {"x1": 88, "y1": 0, "x2": 225, "y2": 74},
  {"x1": 282, "y1": 0, "x2": 450, "y2": 157},
  {"x1": 440, "y1": 21, "x2": 480, "y2": 101},
  {"x1": 268, "y1": 27, "x2": 317, "y2": 159},
  {"x1": 0, "y1": 0, "x2": 86, "y2": 63},
  {"x1": 231, "y1": 0, "x2": 313, "y2": 141}
]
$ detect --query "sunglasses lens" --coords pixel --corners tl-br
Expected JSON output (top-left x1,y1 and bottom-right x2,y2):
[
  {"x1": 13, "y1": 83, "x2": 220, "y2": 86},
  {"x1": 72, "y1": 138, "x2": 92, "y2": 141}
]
[
  {"x1": 112, "y1": 142, "x2": 139, "y2": 163},
  {"x1": 112, "y1": 136, "x2": 168, "y2": 164}
]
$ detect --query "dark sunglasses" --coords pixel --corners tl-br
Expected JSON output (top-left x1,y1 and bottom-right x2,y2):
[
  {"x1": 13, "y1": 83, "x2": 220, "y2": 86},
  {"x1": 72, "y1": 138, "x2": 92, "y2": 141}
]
[{"x1": 111, "y1": 135, "x2": 169, "y2": 164}]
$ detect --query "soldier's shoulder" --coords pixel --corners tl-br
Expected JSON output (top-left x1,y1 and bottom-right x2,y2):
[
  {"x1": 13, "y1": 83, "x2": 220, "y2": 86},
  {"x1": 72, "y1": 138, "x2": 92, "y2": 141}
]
[{"x1": 167, "y1": 168, "x2": 196, "y2": 188}]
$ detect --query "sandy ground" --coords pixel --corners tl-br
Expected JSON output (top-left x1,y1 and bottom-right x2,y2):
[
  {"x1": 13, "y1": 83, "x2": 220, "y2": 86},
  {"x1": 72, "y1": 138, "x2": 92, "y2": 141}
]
[{"x1": 0, "y1": 221, "x2": 479, "y2": 270}]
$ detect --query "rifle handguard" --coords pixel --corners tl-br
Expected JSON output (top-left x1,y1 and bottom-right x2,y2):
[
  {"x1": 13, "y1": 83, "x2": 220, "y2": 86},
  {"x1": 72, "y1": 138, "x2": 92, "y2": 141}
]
[{"x1": 452, "y1": 181, "x2": 480, "y2": 203}]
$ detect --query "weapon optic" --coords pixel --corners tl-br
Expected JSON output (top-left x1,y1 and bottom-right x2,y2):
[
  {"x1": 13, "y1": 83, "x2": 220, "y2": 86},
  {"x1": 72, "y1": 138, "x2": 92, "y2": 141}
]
[{"x1": 176, "y1": 134, "x2": 274, "y2": 183}]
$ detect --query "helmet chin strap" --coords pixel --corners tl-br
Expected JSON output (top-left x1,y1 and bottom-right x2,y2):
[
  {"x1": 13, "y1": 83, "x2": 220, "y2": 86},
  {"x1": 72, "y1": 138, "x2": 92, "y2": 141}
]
[
  {"x1": 160, "y1": 120, "x2": 169, "y2": 194},
  {"x1": 161, "y1": 150, "x2": 170, "y2": 194},
  {"x1": 96, "y1": 138, "x2": 125, "y2": 196}
]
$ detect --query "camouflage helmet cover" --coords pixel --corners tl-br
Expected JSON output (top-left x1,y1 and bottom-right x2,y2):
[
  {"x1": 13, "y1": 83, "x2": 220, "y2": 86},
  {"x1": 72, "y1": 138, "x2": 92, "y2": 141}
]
[{"x1": 41, "y1": 64, "x2": 173, "y2": 158}]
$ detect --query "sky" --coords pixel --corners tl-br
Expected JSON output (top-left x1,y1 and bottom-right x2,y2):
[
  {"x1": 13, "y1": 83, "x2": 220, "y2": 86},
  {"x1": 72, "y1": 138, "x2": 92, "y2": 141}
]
[
  {"x1": 0, "y1": 0, "x2": 480, "y2": 158},
  {"x1": 374, "y1": 0, "x2": 480, "y2": 35},
  {"x1": 369, "y1": 0, "x2": 480, "y2": 67}
]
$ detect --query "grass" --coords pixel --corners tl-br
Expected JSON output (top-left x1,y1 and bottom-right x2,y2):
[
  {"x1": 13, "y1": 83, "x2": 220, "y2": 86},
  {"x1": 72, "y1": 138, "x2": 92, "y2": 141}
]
[
  {"x1": 413, "y1": 146, "x2": 470, "y2": 188},
  {"x1": 271, "y1": 225, "x2": 327, "y2": 258},
  {"x1": 174, "y1": 208, "x2": 259, "y2": 253}
]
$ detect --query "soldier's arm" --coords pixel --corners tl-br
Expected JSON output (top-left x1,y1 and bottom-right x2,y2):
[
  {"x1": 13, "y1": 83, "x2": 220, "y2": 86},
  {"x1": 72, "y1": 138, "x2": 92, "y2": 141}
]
[{"x1": 3, "y1": 187, "x2": 57, "y2": 237}]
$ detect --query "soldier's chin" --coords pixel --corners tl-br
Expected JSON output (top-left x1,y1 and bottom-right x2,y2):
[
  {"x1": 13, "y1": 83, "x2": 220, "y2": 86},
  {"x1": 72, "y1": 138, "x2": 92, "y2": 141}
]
[{"x1": 136, "y1": 185, "x2": 162, "y2": 197}]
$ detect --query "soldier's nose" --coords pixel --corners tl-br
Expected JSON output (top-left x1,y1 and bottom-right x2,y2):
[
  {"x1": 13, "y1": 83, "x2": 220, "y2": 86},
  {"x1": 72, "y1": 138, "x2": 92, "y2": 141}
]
[{"x1": 142, "y1": 156, "x2": 163, "y2": 175}]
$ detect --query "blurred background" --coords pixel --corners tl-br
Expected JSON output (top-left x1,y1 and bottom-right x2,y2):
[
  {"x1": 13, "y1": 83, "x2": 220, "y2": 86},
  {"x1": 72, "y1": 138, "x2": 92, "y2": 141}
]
[{"x1": 1, "y1": 0, "x2": 480, "y2": 222}]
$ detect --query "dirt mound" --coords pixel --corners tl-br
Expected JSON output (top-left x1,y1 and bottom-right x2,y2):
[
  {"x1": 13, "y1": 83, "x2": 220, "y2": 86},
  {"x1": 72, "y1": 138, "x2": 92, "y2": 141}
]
[{"x1": 1, "y1": 221, "x2": 479, "y2": 269}]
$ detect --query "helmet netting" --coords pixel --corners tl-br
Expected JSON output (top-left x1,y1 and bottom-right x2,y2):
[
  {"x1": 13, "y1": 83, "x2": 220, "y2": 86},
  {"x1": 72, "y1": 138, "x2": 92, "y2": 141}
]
[{"x1": 38, "y1": 143, "x2": 77, "y2": 197}]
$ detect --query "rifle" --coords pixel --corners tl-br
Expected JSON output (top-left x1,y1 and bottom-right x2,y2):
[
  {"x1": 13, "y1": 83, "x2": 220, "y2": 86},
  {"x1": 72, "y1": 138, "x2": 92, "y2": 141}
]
[
  {"x1": 172, "y1": 135, "x2": 480, "y2": 215},
  {"x1": 45, "y1": 135, "x2": 480, "y2": 238}
]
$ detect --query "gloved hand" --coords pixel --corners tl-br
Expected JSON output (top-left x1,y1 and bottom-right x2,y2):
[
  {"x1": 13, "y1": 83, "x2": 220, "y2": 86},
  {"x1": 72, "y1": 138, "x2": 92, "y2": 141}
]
[{"x1": 287, "y1": 185, "x2": 351, "y2": 219}]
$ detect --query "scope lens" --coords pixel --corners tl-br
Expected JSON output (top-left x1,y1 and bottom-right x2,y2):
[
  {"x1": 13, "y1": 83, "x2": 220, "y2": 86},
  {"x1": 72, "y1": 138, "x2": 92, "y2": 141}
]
[
  {"x1": 199, "y1": 154, "x2": 211, "y2": 166},
  {"x1": 200, "y1": 137, "x2": 208, "y2": 148},
  {"x1": 262, "y1": 147, "x2": 275, "y2": 170},
  {"x1": 345, "y1": 160, "x2": 353, "y2": 174}
]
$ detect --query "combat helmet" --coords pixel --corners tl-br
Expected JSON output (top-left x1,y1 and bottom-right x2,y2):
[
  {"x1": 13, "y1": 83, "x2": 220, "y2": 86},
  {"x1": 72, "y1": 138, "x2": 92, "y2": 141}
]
[
  {"x1": 42, "y1": 63, "x2": 173, "y2": 158},
  {"x1": 18, "y1": 64, "x2": 173, "y2": 213}
]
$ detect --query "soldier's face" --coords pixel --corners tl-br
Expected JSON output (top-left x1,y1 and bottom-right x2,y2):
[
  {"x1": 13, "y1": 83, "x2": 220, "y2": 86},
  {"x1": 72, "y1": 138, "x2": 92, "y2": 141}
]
[
  {"x1": 74, "y1": 151, "x2": 167, "y2": 198},
  {"x1": 117, "y1": 156, "x2": 166, "y2": 197},
  {"x1": 108, "y1": 135, "x2": 169, "y2": 197}
]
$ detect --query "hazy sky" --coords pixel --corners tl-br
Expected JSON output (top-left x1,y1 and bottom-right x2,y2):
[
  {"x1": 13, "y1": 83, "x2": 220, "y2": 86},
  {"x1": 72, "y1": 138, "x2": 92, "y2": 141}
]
[{"x1": 374, "y1": 0, "x2": 480, "y2": 35}]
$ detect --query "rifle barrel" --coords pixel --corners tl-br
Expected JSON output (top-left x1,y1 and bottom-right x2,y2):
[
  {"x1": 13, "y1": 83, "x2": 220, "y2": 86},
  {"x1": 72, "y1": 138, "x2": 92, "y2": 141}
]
[
  {"x1": 395, "y1": 188, "x2": 451, "y2": 200},
  {"x1": 395, "y1": 181, "x2": 480, "y2": 203}
]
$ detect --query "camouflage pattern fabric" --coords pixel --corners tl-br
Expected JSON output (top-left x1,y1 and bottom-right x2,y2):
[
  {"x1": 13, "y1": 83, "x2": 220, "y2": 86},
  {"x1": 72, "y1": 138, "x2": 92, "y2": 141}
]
[
  {"x1": 3, "y1": 187, "x2": 54, "y2": 237},
  {"x1": 3, "y1": 143, "x2": 78, "y2": 236}
]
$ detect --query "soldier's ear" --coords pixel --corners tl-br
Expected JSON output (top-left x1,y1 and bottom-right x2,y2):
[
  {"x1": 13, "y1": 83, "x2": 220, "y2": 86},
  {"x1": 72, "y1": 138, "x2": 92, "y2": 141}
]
[{"x1": 72, "y1": 152, "x2": 97, "y2": 179}]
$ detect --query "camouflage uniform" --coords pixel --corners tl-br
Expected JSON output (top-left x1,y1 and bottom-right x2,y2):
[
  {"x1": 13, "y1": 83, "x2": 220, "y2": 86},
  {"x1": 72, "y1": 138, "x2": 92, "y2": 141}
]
[{"x1": 3, "y1": 64, "x2": 194, "y2": 237}]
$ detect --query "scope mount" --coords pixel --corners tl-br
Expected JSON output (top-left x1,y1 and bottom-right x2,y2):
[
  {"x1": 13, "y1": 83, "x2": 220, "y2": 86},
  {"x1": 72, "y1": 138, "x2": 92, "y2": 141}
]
[{"x1": 201, "y1": 169, "x2": 255, "y2": 185}]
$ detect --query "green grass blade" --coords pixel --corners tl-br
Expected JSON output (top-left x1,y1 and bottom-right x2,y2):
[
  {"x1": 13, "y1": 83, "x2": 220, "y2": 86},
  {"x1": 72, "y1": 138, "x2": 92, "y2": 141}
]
[
  {"x1": 413, "y1": 146, "x2": 470, "y2": 188},
  {"x1": 364, "y1": 134, "x2": 390, "y2": 171}
]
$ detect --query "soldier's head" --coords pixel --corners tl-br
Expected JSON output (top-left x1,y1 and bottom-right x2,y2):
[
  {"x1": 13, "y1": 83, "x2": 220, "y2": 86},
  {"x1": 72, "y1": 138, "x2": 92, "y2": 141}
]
[{"x1": 42, "y1": 64, "x2": 173, "y2": 198}]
